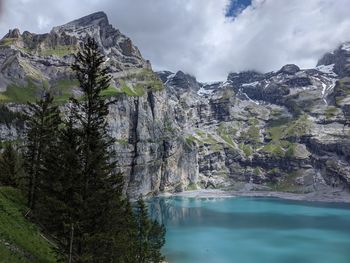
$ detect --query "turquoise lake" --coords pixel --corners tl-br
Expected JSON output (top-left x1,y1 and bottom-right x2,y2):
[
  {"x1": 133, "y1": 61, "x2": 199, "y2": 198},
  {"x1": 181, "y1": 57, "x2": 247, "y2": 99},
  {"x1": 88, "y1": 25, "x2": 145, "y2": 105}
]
[{"x1": 148, "y1": 196, "x2": 350, "y2": 263}]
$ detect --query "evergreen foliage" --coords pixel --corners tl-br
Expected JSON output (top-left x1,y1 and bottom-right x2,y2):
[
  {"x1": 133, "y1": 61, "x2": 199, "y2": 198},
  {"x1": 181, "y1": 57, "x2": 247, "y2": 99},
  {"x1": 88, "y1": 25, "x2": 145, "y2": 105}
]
[
  {"x1": 66, "y1": 37, "x2": 134, "y2": 262},
  {"x1": 23, "y1": 93, "x2": 61, "y2": 210},
  {"x1": 134, "y1": 197, "x2": 166, "y2": 263},
  {"x1": 19, "y1": 37, "x2": 166, "y2": 262},
  {"x1": 0, "y1": 144, "x2": 20, "y2": 186}
]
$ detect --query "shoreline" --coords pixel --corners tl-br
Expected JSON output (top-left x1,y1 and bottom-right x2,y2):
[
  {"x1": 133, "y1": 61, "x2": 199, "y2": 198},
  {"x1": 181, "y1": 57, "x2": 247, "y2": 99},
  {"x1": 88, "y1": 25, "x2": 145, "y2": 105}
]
[{"x1": 158, "y1": 189, "x2": 350, "y2": 203}]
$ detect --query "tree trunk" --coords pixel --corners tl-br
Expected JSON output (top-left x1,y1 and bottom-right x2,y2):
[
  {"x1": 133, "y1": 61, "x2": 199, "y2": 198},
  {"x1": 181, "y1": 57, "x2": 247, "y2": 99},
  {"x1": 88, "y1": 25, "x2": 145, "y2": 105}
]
[{"x1": 69, "y1": 223, "x2": 74, "y2": 263}]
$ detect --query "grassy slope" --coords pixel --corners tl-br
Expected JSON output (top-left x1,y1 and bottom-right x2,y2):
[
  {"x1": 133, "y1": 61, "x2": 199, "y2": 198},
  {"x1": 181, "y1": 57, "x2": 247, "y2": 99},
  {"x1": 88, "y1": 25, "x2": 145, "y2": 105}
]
[{"x1": 0, "y1": 187, "x2": 56, "y2": 263}]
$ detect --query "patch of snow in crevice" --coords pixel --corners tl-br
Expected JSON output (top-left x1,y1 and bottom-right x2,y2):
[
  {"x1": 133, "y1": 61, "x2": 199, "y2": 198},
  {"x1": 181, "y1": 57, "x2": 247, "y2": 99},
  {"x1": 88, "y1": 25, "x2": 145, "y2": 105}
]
[
  {"x1": 197, "y1": 87, "x2": 215, "y2": 96},
  {"x1": 201, "y1": 81, "x2": 221, "y2": 86},
  {"x1": 341, "y1": 43, "x2": 350, "y2": 52},
  {"x1": 321, "y1": 82, "x2": 327, "y2": 96},
  {"x1": 319, "y1": 78, "x2": 337, "y2": 105},
  {"x1": 167, "y1": 73, "x2": 175, "y2": 79},
  {"x1": 242, "y1": 92, "x2": 259, "y2": 105},
  {"x1": 221, "y1": 81, "x2": 231, "y2": 87},
  {"x1": 164, "y1": 73, "x2": 176, "y2": 85},
  {"x1": 316, "y1": 64, "x2": 337, "y2": 76},
  {"x1": 310, "y1": 74, "x2": 337, "y2": 103},
  {"x1": 242, "y1": 81, "x2": 259, "y2": 87},
  {"x1": 327, "y1": 78, "x2": 337, "y2": 93}
]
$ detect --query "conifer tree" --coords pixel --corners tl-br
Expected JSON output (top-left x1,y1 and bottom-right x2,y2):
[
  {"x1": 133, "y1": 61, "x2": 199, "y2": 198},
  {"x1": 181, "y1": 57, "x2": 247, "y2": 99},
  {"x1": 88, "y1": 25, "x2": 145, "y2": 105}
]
[
  {"x1": 24, "y1": 37, "x2": 166, "y2": 262},
  {"x1": 148, "y1": 220, "x2": 166, "y2": 263},
  {"x1": 36, "y1": 113, "x2": 84, "y2": 261},
  {"x1": 134, "y1": 196, "x2": 166, "y2": 263},
  {"x1": 69, "y1": 37, "x2": 135, "y2": 262},
  {"x1": 24, "y1": 93, "x2": 61, "y2": 210},
  {"x1": 135, "y1": 197, "x2": 151, "y2": 263},
  {"x1": 0, "y1": 143, "x2": 19, "y2": 186}
]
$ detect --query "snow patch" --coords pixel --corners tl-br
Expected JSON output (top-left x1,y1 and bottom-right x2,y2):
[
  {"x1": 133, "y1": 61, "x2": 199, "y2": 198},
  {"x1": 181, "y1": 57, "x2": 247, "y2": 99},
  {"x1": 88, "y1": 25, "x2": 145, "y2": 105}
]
[
  {"x1": 242, "y1": 81, "x2": 259, "y2": 87},
  {"x1": 242, "y1": 92, "x2": 259, "y2": 105},
  {"x1": 198, "y1": 87, "x2": 215, "y2": 96},
  {"x1": 167, "y1": 73, "x2": 175, "y2": 80},
  {"x1": 164, "y1": 73, "x2": 176, "y2": 85},
  {"x1": 341, "y1": 43, "x2": 350, "y2": 52},
  {"x1": 221, "y1": 81, "x2": 231, "y2": 87},
  {"x1": 316, "y1": 64, "x2": 336, "y2": 76},
  {"x1": 201, "y1": 81, "x2": 221, "y2": 86}
]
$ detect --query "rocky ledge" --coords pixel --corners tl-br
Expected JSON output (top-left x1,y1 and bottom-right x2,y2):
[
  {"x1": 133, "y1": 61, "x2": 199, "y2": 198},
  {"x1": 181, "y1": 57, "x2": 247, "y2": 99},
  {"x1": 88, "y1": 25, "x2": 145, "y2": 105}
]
[{"x1": 1, "y1": 12, "x2": 350, "y2": 199}]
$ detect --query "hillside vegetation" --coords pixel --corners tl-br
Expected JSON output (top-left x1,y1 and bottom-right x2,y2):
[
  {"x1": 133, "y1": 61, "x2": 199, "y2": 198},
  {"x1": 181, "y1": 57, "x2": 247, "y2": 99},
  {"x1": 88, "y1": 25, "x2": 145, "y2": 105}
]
[{"x1": 0, "y1": 187, "x2": 56, "y2": 263}]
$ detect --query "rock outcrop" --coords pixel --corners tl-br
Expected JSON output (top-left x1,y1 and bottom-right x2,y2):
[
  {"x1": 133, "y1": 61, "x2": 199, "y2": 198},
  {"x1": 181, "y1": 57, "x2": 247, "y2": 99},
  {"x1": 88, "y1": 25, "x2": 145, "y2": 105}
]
[{"x1": 1, "y1": 13, "x2": 350, "y2": 198}]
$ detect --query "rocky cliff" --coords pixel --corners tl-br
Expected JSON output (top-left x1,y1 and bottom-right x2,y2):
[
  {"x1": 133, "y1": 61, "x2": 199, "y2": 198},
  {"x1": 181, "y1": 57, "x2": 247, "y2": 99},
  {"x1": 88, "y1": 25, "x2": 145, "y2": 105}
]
[{"x1": 1, "y1": 12, "x2": 350, "y2": 198}]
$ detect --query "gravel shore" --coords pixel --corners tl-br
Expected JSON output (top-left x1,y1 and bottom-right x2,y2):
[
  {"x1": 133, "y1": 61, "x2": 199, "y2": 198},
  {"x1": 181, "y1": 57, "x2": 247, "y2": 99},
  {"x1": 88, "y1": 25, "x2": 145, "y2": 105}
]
[{"x1": 159, "y1": 189, "x2": 350, "y2": 203}]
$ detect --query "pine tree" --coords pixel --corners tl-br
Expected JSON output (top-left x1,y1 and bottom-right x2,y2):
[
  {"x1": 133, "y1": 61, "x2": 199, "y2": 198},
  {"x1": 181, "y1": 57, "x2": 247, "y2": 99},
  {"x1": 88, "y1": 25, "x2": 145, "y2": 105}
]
[
  {"x1": 27, "y1": 37, "x2": 166, "y2": 262},
  {"x1": 36, "y1": 113, "x2": 84, "y2": 261},
  {"x1": 134, "y1": 197, "x2": 166, "y2": 263},
  {"x1": 0, "y1": 144, "x2": 19, "y2": 186},
  {"x1": 24, "y1": 93, "x2": 61, "y2": 210},
  {"x1": 135, "y1": 197, "x2": 151, "y2": 263},
  {"x1": 148, "y1": 220, "x2": 166, "y2": 263},
  {"x1": 69, "y1": 37, "x2": 135, "y2": 262}
]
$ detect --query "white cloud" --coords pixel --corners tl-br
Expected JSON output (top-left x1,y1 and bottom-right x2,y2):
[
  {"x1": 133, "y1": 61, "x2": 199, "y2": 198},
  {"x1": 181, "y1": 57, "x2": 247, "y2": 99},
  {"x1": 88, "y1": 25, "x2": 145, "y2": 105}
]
[{"x1": 0, "y1": 0, "x2": 350, "y2": 81}]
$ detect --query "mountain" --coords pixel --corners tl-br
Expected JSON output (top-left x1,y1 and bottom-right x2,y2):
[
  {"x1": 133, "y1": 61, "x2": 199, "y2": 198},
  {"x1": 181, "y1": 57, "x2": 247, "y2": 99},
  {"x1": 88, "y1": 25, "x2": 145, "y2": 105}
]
[
  {"x1": 1, "y1": 12, "x2": 350, "y2": 199},
  {"x1": 0, "y1": 11, "x2": 150, "y2": 94}
]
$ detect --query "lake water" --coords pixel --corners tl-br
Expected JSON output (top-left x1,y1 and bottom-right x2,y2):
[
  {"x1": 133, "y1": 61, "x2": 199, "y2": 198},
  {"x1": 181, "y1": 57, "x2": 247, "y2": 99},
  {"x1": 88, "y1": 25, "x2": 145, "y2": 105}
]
[{"x1": 148, "y1": 196, "x2": 350, "y2": 263}]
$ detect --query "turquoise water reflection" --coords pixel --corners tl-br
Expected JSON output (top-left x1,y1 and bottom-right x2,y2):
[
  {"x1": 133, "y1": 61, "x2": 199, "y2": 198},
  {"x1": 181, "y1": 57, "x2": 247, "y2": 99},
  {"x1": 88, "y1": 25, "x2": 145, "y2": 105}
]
[{"x1": 148, "y1": 197, "x2": 350, "y2": 263}]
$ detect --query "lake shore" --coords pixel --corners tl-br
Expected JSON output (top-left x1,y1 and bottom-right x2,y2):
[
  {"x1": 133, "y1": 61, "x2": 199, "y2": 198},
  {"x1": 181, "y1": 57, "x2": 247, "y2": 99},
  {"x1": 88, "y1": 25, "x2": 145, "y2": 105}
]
[{"x1": 159, "y1": 189, "x2": 350, "y2": 203}]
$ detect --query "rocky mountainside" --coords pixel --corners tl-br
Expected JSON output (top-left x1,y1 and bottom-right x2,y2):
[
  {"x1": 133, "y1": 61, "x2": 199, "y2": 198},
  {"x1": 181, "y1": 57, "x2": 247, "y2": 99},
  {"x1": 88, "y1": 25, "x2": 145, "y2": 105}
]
[{"x1": 1, "y1": 12, "x2": 350, "y2": 198}]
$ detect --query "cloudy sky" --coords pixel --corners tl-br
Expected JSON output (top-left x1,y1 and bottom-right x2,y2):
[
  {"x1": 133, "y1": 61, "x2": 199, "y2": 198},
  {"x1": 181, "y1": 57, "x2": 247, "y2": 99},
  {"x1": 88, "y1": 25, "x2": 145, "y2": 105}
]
[{"x1": 0, "y1": 0, "x2": 350, "y2": 81}]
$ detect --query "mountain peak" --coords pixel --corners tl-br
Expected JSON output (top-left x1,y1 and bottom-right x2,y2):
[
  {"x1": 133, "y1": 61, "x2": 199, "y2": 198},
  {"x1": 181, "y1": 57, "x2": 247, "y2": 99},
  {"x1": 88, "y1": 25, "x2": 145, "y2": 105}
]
[
  {"x1": 52, "y1": 11, "x2": 109, "y2": 34},
  {"x1": 65, "y1": 11, "x2": 107, "y2": 27}
]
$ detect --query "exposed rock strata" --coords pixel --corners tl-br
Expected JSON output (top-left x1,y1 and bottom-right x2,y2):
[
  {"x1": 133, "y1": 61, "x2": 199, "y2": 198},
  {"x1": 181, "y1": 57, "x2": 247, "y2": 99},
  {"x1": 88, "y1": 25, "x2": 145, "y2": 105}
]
[{"x1": 1, "y1": 12, "x2": 350, "y2": 198}]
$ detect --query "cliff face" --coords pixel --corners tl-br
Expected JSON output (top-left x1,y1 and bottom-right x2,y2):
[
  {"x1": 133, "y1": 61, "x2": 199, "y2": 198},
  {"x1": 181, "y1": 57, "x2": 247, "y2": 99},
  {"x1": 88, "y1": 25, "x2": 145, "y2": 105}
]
[{"x1": 1, "y1": 12, "x2": 350, "y2": 197}]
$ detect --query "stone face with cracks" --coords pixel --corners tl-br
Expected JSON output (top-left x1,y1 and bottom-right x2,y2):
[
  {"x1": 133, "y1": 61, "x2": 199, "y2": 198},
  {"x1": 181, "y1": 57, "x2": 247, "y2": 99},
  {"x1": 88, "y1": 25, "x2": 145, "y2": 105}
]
[{"x1": 1, "y1": 13, "x2": 350, "y2": 198}]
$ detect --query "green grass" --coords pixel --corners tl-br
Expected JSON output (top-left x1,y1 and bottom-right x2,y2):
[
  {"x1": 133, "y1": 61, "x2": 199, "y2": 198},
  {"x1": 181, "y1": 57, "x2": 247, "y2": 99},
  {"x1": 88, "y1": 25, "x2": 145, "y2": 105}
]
[
  {"x1": 51, "y1": 79, "x2": 80, "y2": 103},
  {"x1": 0, "y1": 38, "x2": 17, "y2": 47},
  {"x1": 266, "y1": 114, "x2": 310, "y2": 141},
  {"x1": 20, "y1": 61, "x2": 44, "y2": 81},
  {"x1": 125, "y1": 69, "x2": 164, "y2": 91},
  {"x1": 100, "y1": 86, "x2": 120, "y2": 97},
  {"x1": 284, "y1": 115, "x2": 310, "y2": 138},
  {"x1": 240, "y1": 124, "x2": 260, "y2": 144},
  {"x1": 0, "y1": 80, "x2": 43, "y2": 103},
  {"x1": 0, "y1": 187, "x2": 56, "y2": 262},
  {"x1": 185, "y1": 130, "x2": 222, "y2": 151},
  {"x1": 115, "y1": 80, "x2": 145, "y2": 97},
  {"x1": 239, "y1": 143, "x2": 253, "y2": 157},
  {"x1": 185, "y1": 135, "x2": 197, "y2": 146},
  {"x1": 116, "y1": 139, "x2": 129, "y2": 145},
  {"x1": 266, "y1": 171, "x2": 300, "y2": 192},
  {"x1": 39, "y1": 45, "x2": 77, "y2": 57},
  {"x1": 0, "y1": 79, "x2": 80, "y2": 104},
  {"x1": 261, "y1": 143, "x2": 285, "y2": 157},
  {"x1": 186, "y1": 182, "x2": 198, "y2": 191},
  {"x1": 217, "y1": 123, "x2": 236, "y2": 147},
  {"x1": 261, "y1": 116, "x2": 309, "y2": 158},
  {"x1": 253, "y1": 167, "x2": 261, "y2": 175},
  {"x1": 325, "y1": 106, "x2": 338, "y2": 119},
  {"x1": 0, "y1": 68, "x2": 163, "y2": 103},
  {"x1": 115, "y1": 69, "x2": 164, "y2": 96},
  {"x1": 53, "y1": 80, "x2": 122, "y2": 101}
]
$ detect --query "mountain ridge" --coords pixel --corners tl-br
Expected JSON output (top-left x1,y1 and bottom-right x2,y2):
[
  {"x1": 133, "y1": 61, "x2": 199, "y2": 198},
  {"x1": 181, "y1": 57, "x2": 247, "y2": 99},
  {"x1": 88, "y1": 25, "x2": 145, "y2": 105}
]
[{"x1": 1, "y1": 12, "x2": 350, "y2": 199}]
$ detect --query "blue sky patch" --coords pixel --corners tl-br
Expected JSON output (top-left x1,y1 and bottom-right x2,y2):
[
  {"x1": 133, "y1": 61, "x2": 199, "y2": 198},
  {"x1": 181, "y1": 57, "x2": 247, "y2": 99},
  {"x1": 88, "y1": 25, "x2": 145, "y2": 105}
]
[{"x1": 225, "y1": 0, "x2": 252, "y2": 18}]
